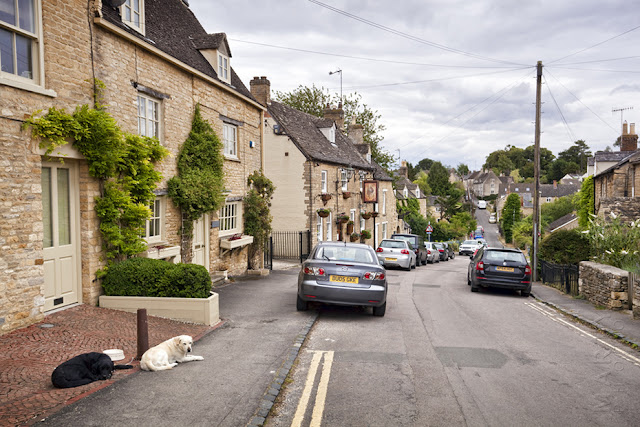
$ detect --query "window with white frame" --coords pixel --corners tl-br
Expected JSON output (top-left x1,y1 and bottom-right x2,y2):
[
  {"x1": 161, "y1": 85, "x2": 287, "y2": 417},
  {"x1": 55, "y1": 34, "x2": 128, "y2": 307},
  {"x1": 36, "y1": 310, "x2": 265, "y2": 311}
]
[
  {"x1": 121, "y1": 0, "x2": 144, "y2": 34},
  {"x1": 415, "y1": 188, "x2": 420, "y2": 198},
  {"x1": 321, "y1": 170, "x2": 328, "y2": 193},
  {"x1": 217, "y1": 53, "x2": 229, "y2": 83},
  {"x1": 326, "y1": 212, "x2": 332, "y2": 241},
  {"x1": 145, "y1": 197, "x2": 163, "y2": 244},
  {"x1": 374, "y1": 202, "x2": 379, "y2": 213},
  {"x1": 546, "y1": 197, "x2": 552, "y2": 202},
  {"x1": 341, "y1": 169, "x2": 348, "y2": 191},
  {"x1": 137, "y1": 94, "x2": 160, "y2": 139},
  {"x1": 223, "y1": 123, "x2": 237, "y2": 158},
  {"x1": 317, "y1": 213, "x2": 323, "y2": 242},
  {"x1": 375, "y1": 223, "x2": 379, "y2": 244},
  {"x1": 350, "y1": 209, "x2": 356, "y2": 222},
  {"x1": 382, "y1": 222, "x2": 388, "y2": 239},
  {"x1": 219, "y1": 201, "x2": 240, "y2": 234},
  {"x1": 0, "y1": 0, "x2": 42, "y2": 85},
  {"x1": 382, "y1": 190, "x2": 387, "y2": 215},
  {"x1": 403, "y1": 188, "x2": 408, "y2": 198},
  {"x1": 360, "y1": 218, "x2": 365, "y2": 231}
]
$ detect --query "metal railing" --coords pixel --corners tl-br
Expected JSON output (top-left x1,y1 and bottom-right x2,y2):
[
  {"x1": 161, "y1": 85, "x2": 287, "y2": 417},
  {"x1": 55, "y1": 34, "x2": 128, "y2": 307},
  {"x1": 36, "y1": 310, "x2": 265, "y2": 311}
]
[
  {"x1": 270, "y1": 230, "x2": 312, "y2": 263},
  {"x1": 540, "y1": 260, "x2": 579, "y2": 296}
]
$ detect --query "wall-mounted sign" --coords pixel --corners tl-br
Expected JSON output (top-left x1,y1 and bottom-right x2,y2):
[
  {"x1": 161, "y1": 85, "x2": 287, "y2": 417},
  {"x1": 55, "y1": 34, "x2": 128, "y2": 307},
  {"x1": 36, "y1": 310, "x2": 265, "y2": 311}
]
[{"x1": 363, "y1": 180, "x2": 378, "y2": 203}]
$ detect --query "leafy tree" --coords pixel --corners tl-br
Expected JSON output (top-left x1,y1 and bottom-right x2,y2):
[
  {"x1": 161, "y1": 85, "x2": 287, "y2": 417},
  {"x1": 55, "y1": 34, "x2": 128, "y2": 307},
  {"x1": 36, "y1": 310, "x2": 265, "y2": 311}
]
[
  {"x1": 541, "y1": 195, "x2": 575, "y2": 227},
  {"x1": 413, "y1": 171, "x2": 432, "y2": 197},
  {"x1": 273, "y1": 85, "x2": 393, "y2": 171},
  {"x1": 456, "y1": 163, "x2": 469, "y2": 176},
  {"x1": 436, "y1": 186, "x2": 465, "y2": 220},
  {"x1": 576, "y1": 175, "x2": 594, "y2": 228},
  {"x1": 415, "y1": 158, "x2": 435, "y2": 173},
  {"x1": 539, "y1": 229, "x2": 591, "y2": 265},
  {"x1": 501, "y1": 193, "x2": 522, "y2": 243},
  {"x1": 512, "y1": 216, "x2": 532, "y2": 250},
  {"x1": 557, "y1": 140, "x2": 591, "y2": 173},
  {"x1": 546, "y1": 158, "x2": 579, "y2": 183},
  {"x1": 427, "y1": 161, "x2": 451, "y2": 196}
]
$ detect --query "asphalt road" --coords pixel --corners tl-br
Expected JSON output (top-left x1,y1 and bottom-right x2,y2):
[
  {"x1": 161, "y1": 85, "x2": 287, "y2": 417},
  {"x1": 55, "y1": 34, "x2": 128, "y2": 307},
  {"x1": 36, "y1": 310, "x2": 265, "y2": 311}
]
[{"x1": 267, "y1": 257, "x2": 640, "y2": 426}]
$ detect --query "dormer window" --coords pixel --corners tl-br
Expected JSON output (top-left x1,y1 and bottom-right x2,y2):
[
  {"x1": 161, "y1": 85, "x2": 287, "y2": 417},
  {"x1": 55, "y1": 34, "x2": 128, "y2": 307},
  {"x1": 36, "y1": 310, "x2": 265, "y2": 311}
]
[
  {"x1": 218, "y1": 53, "x2": 229, "y2": 83},
  {"x1": 320, "y1": 123, "x2": 336, "y2": 144},
  {"x1": 415, "y1": 188, "x2": 420, "y2": 198},
  {"x1": 121, "y1": 0, "x2": 144, "y2": 35},
  {"x1": 403, "y1": 188, "x2": 408, "y2": 198}
]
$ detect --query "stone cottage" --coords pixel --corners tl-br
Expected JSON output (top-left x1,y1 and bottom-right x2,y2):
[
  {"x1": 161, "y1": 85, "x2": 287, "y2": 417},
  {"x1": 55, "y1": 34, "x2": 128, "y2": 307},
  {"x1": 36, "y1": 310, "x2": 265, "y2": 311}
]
[{"x1": 0, "y1": 0, "x2": 264, "y2": 334}]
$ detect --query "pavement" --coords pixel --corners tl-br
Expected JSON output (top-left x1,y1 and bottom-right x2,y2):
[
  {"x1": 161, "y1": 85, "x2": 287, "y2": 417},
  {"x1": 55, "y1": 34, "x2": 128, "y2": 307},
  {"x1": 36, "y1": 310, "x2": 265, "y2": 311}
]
[{"x1": 1, "y1": 260, "x2": 639, "y2": 426}]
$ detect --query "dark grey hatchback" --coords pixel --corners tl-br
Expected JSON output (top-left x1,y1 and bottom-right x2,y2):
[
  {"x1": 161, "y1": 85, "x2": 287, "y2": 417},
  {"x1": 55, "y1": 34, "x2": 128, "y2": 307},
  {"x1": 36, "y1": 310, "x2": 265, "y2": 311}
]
[
  {"x1": 297, "y1": 241, "x2": 387, "y2": 316},
  {"x1": 467, "y1": 247, "x2": 532, "y2": 296}
]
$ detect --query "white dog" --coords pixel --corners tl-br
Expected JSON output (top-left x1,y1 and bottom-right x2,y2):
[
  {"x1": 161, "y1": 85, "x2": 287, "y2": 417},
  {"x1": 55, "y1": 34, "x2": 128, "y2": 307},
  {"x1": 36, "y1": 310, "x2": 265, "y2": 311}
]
[{"x1": 140, "y1": 335, "x2": 204, "y2": 371}]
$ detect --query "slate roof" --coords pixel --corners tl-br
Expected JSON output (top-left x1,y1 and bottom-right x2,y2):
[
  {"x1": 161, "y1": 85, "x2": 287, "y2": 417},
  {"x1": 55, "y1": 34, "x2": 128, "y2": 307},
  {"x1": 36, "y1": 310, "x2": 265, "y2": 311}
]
[
  {"x1": 267, "y1": 101, "x2": 373, "y2": 170},
  {"x1": 371, "y1": 160, "x2": 393, "y2": 182},
  {"x1": 546, "y1": 213, "x2": 577, "y2": 232},
  {"x1": 100, "y1": 1, "x2": 254, "y2": 101},
  {"x1": 595, "y1": 150, "x2": 640, "y2": 178},
  {"x1": 539, "y1": 183, "x2": 581, "y2": 198}
]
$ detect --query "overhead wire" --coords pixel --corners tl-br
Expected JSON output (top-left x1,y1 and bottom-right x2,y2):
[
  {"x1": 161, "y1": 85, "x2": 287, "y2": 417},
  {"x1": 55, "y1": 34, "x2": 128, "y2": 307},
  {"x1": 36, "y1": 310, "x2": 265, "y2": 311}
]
[
  {"x1": 543, "y1": 75, "x2": 576, "y2": 143},
  {"x1": 307, "y1": 0, "x2": 528, "y2": 67},
  {"x1": 548, "y1": 23, "x2": 640, "y2": 64}
]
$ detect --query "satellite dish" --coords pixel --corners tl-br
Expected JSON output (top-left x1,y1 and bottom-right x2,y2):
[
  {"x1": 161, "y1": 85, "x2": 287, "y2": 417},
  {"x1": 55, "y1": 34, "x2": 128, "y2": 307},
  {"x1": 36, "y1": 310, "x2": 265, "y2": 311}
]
[{"x1": 105, "y1": 0, "x2": 126, "y2": 7}]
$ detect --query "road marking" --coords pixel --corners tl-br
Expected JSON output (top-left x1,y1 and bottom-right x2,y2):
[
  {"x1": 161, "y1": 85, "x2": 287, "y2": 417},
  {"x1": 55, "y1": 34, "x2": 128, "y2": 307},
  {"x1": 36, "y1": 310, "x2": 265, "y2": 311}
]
[
  {"x1": 525, "y1": 301, "x2": 640, "y2": 367},
  {"x1": 291, "y1": 350, "x2": 334, "y2": 427}
]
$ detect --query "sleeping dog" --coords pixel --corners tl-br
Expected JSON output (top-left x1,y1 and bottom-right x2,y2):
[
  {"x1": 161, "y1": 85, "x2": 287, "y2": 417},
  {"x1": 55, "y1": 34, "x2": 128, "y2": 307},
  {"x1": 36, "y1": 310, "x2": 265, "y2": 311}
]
[
  {"x1": 140, "y1": 335, "x2": 203, "y2": 371},
  {"x1": 51, "y1": 352, "x2": 132, "y2": 388}
]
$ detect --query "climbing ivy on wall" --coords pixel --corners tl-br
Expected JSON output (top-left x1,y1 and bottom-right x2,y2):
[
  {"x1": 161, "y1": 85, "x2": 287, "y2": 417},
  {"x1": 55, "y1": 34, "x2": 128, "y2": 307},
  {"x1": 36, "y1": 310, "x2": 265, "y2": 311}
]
[
  {"x1": 244, "y1": 170, "x2": 275, "y2": 268},
  {"x1": 167, "y1": 104, "x2": 226, "y2": 260},
  {"x1": 24, "y1": 81, "x2": 168, "y2": 273}
]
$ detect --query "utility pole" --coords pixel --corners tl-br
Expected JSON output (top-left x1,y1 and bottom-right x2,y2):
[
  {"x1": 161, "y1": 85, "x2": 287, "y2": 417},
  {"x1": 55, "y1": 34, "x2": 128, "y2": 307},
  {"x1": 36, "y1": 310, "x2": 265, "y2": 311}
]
[{"x1": 532, "y1": 61, "x2": 543, "y2": 282}]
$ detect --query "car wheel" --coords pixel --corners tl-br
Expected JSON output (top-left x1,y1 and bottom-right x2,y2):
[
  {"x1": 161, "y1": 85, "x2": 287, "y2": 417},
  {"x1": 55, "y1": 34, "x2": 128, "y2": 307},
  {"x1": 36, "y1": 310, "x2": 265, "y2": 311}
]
[
  {"x1": 467, "y1": 275, "x2": 471, "y2": 286},
  {"x1": 405, "y1": 262, "x2": 412, "y2": 271},
  {"x1": 373, "y1": 302, "x2": 386, "y2": 317},
  {"x1": 451, "y1": 253, "x2": 455, "y2": 259},
  {"x1": 296, "y1": 295, "x2": 308, "y2": 311},
  {"x1": 411, "y1": 259, "x2": 416, "y2": 269},
  {"x1": 422, "y1": 256, "x2": 427, "y2": 265},
  {"x1": 471, "y1": 285, "x2": 479, "y2": 292}
]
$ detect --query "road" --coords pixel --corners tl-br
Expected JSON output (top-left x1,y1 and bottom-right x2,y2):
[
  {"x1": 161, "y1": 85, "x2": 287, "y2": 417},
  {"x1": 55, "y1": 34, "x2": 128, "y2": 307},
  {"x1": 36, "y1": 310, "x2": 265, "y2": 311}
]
[{"x1": 267, "y1": 256, "x2": 640, "y2": 426}]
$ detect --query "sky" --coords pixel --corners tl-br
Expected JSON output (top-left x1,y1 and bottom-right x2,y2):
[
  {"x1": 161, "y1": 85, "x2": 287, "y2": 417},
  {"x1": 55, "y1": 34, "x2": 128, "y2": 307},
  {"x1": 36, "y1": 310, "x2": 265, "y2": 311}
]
[{"x1": 189, "y1": 0, "x2": 640, "y2": 171}]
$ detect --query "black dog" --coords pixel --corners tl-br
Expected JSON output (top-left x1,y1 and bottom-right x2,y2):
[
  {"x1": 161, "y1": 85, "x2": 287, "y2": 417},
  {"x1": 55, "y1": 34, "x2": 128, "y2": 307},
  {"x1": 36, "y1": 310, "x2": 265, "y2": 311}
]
[{"x1": 51, "y1": 352, "x2": 132, "y2": 388}]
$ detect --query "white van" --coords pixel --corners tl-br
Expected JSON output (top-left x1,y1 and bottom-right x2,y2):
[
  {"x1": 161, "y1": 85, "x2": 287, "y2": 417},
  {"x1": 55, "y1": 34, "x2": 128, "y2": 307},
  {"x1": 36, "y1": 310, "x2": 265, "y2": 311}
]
[{"x1": 477, "y1": 200, "x2": 487, "y2": 209}]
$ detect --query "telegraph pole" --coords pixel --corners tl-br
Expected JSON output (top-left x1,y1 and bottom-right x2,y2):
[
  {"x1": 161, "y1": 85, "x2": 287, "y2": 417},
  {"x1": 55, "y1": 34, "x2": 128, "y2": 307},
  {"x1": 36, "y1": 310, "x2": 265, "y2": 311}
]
[{"x1": 532, "y1": 61, "x2": 543, "y2": 282}]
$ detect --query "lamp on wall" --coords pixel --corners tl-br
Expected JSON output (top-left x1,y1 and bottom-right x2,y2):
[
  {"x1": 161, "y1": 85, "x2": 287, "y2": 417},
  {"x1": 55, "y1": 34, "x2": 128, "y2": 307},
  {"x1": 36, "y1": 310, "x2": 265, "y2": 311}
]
[{"x1": 341, "y1": 166, "x2": 355, "y2": 181}]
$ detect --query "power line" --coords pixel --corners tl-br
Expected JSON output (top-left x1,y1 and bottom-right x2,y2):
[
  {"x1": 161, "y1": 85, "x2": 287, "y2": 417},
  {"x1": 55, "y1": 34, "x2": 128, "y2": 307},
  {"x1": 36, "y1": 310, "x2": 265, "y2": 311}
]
[
  {"x1": 553, "y1": 55, "x2": 640, "y2": 66},
  {"x1": 543, "y1": 75, "x2": 576, "y2": 143},
  {"x1": 549, "y1": 66, "x2": 640, "y2": 74},
  {"x1": 229, "y1": 38, "x2": 519, "y2": 69},
  {"x1": 307, "y1": 0, "x2": 528, "y2": 67},
  {"x1": 549, "y1": 23, "x2": 640, "y2": 64}
]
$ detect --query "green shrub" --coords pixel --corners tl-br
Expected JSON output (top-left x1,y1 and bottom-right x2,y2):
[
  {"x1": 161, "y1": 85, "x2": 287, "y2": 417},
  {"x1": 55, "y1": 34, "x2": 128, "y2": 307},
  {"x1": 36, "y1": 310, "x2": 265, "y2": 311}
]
[
  {"x1": 539, "y1": 229, "x2": 591, "y2": 265},
  {"x1": 102, "y1": 258, "x2": 211, "y2": 298}
]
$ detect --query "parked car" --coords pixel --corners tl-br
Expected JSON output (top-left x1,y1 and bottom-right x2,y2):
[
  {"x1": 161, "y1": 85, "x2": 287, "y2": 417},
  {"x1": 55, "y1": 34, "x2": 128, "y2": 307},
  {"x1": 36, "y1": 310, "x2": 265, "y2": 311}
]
[
  {"x1": 297, "y1": 241, "x2": 387, "y2": 316},
  {"x1": 390, "y1": 233, "x2": 427, "y2": 266},
  {"x1": 459, "y1": 239, "x2": 482, "y2": 256},
  {"x1": 489, "y1": 212, "x2": 497, "y2": 223},
  {"x1": 433, "y1": 242, "x2": 447, "y2": 261},
  {"x1": 376, "y1": 239, "x2": 416, "y2": 271},
  {"x1": 443, "y1": 242, "x2": 455, "y2": 259},
  {"x1": 477, "y1": 200, "x2": 487, "y2": 209},
  {"x1": 424, "y1": 242, "x2": 440, "y2": 263},
  {"x1": 467, "y1": 247, "x2": 532, "y2": 296}
]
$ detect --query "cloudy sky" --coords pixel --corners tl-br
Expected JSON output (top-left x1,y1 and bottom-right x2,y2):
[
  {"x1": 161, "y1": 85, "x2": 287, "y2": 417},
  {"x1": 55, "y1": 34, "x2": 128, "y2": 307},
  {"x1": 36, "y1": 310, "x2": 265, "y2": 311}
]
[{"x1": 190, "y1": 0, "x2": 639, "y2": 171}]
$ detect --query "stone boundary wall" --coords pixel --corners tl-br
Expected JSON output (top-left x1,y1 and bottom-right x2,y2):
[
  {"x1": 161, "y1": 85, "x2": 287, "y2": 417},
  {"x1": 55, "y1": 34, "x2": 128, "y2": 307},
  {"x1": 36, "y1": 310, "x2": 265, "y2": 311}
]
[{"x1": 579, "y1": 261, "x2": 629, "y2": 310}]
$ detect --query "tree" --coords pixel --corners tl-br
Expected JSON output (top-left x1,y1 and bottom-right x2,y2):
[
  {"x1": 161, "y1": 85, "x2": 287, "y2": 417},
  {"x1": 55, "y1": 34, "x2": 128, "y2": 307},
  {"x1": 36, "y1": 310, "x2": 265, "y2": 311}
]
[
  {"x1": 501, "y1": 193, "x2": 522, "y2": 243},
  {"x1": 456, "y1": 163, "x2": 469, "y2": 177},
  {"x1": 541, "y1": 195, "x2": 575, "y2": 227},
  {"x1": 557, "y1": 140, "x2": 591, "y2": 173},
  {"x1": 576, "y1": 175, "x2": 594, "y2": 228},
  {"x1": 273, "y1": 85, "x2": 393, "y2": 171},
  {"x1": 427, "y1": 161, "x2": 451, "y2": 196},
  {"x1": 413, "y1": 171, "x2": 431, "y2": 197}
]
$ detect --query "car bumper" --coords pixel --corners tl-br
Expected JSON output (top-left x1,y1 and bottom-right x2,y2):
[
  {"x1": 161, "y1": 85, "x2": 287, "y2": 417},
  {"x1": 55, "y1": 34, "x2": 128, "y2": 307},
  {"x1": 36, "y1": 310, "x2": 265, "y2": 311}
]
[
  {"x1": 459, "y1": 249, "x2": 475, "y2": 255},
  {"x1": 377, "y1": 255, "x2": 412, "y2": 269},
  {"x1": 473, "y1": 277, "x2": 531, "y2": 291},
  {"x1": 298, "y1": 280, "x2": 387, "y2": 307}
]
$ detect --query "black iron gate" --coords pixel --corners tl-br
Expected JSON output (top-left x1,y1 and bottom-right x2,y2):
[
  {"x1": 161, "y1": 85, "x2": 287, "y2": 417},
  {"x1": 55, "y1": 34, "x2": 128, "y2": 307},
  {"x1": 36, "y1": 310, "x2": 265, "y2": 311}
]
[
  {"x1": 270, "y1": 230, "x2": 312, "y2": 264},
  {"x1": 540, "y1": 260, "x2": 579, "y2": 296}
]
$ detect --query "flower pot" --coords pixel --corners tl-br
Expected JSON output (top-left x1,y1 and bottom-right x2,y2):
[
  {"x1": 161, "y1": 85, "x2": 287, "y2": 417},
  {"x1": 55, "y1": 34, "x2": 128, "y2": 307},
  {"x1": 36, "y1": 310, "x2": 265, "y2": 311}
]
[
  {"x1": 361, "y1": 213, "x2": 372, "y2": 220},
  {"x1": 321, "y1": 194, "x2": 332, "y2": 202},
  {"x1": 350, "y1": 234, "x2": 359, "y2": 242},
  {"x1": 342, "y1": 192, "x2": 351, "y2": 199},
  {"x1": 318, "y1": 210, "x2": 330, "y2": 218},
  {"x1": 371, "y1": 212, "x2": 378, "y2": 218},
  {"x1": 346, "y1": 223, "x2": 354, "y2": 235}
]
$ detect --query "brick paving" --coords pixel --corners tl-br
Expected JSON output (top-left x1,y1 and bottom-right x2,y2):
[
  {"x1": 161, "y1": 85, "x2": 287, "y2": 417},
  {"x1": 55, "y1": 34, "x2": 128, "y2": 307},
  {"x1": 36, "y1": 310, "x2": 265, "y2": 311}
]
[{"x1": 0, "y1": 305, "x2": 213, "y2": 427}]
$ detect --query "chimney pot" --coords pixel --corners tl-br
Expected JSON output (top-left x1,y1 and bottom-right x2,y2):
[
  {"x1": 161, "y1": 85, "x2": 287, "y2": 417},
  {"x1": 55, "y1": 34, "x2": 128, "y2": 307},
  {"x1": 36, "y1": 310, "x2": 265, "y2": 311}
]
[{"x1": 249, "y1": 76, "x2": 270, "y2": 106}]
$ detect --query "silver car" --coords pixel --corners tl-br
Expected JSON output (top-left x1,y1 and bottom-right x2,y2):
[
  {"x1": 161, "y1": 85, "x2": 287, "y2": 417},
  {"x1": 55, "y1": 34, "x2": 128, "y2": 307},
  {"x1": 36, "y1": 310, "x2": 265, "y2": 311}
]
[
  {"x1": 297, "y1": 242, "x2": 388, "y2": 316},
  {"x1": 424, "y1": 242, "x2": 440, "y2": 263},
  {"x1": 376, "y1": 239, "x2": 416, "y2": 271}
]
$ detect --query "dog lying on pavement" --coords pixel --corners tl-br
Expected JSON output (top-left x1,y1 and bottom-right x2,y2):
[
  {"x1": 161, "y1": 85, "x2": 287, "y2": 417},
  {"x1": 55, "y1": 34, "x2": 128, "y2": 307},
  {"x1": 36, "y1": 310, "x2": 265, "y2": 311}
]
[
  {"x1": 51, "y1": 352, "x2": 133, "y2": 388},
  {"x1": 140, "y1": 335, "x2": 204, "y2": 371}
]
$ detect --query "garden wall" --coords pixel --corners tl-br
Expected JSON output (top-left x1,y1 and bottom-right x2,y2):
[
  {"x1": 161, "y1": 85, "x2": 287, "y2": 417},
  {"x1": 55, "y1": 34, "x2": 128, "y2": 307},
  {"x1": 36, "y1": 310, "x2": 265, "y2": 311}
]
[{"x1": 579, "y1": 261, "x2": 629, "y2": 311}]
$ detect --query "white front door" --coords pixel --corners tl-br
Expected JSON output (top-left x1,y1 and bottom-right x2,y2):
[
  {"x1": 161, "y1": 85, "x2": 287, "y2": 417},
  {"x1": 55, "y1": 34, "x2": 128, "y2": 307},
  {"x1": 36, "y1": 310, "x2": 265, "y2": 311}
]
[
  {"x1": 192, "y1": 214, "x2": 209, "y2": 270},
  {"x1": 42, "y1": 162, "x2": 80, "y2": 311}
]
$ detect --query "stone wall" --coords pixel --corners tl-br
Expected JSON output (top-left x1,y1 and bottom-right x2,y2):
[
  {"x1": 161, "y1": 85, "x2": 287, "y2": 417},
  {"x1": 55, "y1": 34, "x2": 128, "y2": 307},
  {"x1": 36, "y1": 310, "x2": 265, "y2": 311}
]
[
  {"x1": 633, "y1": 273, "x2": 640, "y2": 320},
  {"x1": 598, "y1": 197, "x2": 640, "y2": 224},
  {"x1": 579, "y1": 261, "x2": 629, "y2": 310}
]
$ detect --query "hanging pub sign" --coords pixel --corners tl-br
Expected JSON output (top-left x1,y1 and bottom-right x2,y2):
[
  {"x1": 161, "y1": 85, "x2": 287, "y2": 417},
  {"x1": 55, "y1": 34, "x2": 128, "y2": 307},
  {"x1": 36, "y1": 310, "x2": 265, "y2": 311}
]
[{"x1": 363, "y1": 180, "x2": 378, "y2": 203}]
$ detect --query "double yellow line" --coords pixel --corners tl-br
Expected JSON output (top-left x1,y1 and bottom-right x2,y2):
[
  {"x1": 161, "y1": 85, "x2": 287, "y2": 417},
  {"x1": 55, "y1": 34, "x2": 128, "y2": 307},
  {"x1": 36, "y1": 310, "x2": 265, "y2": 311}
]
[{"x1": 291, "y1": 350, "x2": 335, "y2": 427}]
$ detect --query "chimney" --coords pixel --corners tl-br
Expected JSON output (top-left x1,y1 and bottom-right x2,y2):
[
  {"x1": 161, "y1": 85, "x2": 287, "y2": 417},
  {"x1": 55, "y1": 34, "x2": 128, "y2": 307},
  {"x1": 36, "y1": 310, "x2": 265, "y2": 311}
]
[
  {"x1": 249, "y1": 76, "x2": 270, "y2": 106},
  {"x1": 348, "y1": 117, "x2": 364, "y2": 145},
  {"x1": 323, "y1": 102, "x2": 344, "y2": 131},
  {"x1": 398, "y1": 160, "x2": 408, "y2": 178},
  {"x1": 620, "y1": 121, "x2": 638, "y2": 151},
  {"x1": 553, "y1": 180, "x2": 557, "y2": 189}
]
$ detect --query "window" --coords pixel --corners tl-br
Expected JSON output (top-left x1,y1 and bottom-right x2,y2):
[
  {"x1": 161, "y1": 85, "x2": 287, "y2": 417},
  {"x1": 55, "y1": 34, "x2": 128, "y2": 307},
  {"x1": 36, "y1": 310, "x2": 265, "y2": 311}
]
[
  {"x1": 326, "y1": 212, "x2": 332, "y2": 241},
  {"x1": 403, "y1": 188, "x2": 408, "y2": 198},
  {"x1": 321, "y1": 170, "x2": 328, "y2": 193},
  {"x1": 382, "y1": 190, "x2": 387, "y2": 215},
  {"x1": 219, "y1": 201, "x2": 240, "y2": 234},
  {"x1": 217, "y1": 53, "x2": 229, "y2": 83},
  {"x1": 317, "y1": 213, "x2": 323, "y2": 242},
  {"x1": 121, "y1": 0, "x2": 144, "y2": 34},
  {"x1": 415, "y1": 188, "x2": 420, "y2": 198},
  {"x1": 546, "y1": 197, "x2": 552, "y2": 202},
  {"x1": 360, "y1": 217, "x2": 365, "y2": 231},
  {"x1": 145, "y1": 198, "x2": 163, "y2": 244},
  {"x1": 0, "y1": 0, "x2": 42, "y2": 86},
  {"x1": 223, "y1": 123, "x2": 237, "y2": 158},
  {"x1": 341, "y1": 169, "x2": 348, "y2": 191},
  {"x1": 137, "y1": 94, "x2": 159, "y2": 139},
  {"x1": 382, "y1": 222, "x2": 388, "y2": 239},
  {"x1": 350, "y1": 209, "x2": 356, "y2": 222}
]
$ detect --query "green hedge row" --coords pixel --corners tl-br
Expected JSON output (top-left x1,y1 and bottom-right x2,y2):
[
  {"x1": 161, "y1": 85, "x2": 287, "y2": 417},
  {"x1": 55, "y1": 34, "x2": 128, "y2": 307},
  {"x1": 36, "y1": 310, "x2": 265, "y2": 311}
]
[{"x1": 102, "y1": 257, "x2": 212, "y2": 298}]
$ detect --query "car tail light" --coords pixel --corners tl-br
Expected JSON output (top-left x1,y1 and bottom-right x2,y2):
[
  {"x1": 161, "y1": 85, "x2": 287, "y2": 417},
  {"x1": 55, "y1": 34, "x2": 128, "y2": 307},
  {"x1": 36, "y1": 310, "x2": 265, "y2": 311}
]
[
  {"x1": 376, "y1": 247, "x2": 384, "y2": 252},
  {"x1": 476, "y1": 261, "x2": 484, "y2": 272},
  {"x1": 304, "y1": 266, "x2": 325, "y2": 276},
  {"x1": 524, "y1": 265, "x2": 532, "y2": 276},
  {"x1": 364, "y1": 271, "x2": 385, "y2": 280},
  {"x1": 401, "y1": 249, "x2": 410, "y2": 255},
  {"x1": 427, "y1": 249, "x2": 431, "y2": 255}
]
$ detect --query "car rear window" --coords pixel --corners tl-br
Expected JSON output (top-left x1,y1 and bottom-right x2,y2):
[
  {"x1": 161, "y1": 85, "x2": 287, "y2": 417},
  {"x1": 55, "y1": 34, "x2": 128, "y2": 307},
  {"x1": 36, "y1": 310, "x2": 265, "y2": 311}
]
[
  {"x1": 315, "y1": 246, "x2": 376, "y2": 263},
  {"x1": 485, "y1": 250, "x2": 526, "y2": 263},
  {"x1": 393, "y1": 235, "x2": 417, "y2": 245},
  {"x1": 380, "y1": 240, "x2": 406, "y2": 249}
]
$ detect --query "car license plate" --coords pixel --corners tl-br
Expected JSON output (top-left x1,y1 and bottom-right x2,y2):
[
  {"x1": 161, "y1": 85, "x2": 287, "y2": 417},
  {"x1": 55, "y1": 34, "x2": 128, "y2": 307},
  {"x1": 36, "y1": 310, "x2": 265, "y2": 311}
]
[
  {"x1": 496, "y1": 266, "x2": 514, "y2": 272},
  {"x1": 385, "y1": 257, "x2": 397, "y2": 261},
  {"x1": 330, "y1": 275, "x2": 359, "y2": 284}
]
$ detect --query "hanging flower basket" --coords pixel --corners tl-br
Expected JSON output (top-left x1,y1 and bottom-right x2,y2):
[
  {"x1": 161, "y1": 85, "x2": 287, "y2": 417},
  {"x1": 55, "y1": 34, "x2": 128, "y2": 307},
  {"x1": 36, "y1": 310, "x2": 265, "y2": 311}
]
[
  {"x1": 360, "y1": 229, "x2": 371, "y2": 242},
  {"x1": 337, "y1": 214, "x2": 349, "y2": 224},
  {"x1": 361, "y1": 211, "x2": 372, "y2": 220},
  {"x1": 346, "y1": 221, "x2": 354, "y2": 235},
  {"x1": 321, "y1": 193, "x2": 332, "y2": 202},
  {"x1": 371, "y1": 211, "x2": 379, "y2": 218},
  {"x1": 350, "y1": 232, "x2": 360, "y2": 242},
  {"x1": 342, "y1": 191, "x2": 351, "y2": 199},
  {"x1": 317, "y1": 208, "x2": 331, "y2": 218}
]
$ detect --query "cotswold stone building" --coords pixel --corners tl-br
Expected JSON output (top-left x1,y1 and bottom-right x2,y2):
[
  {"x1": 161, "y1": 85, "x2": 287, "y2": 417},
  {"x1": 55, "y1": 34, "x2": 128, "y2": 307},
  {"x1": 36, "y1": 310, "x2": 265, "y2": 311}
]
[
  {"x1": 250, "y1": 77, "x2": 398, "y2": 248},
  {"x1": 0, "y1": 0, "x2": 264, "y2": 334}
]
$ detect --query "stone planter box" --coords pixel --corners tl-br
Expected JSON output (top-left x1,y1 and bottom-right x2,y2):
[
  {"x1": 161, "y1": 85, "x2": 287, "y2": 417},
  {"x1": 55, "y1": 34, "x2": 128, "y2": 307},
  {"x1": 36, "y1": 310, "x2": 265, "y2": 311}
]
[
  {"x1": 220, "y1": 235, "x2": 254, "y2": 250},
  {"x1": 99, "y1": 293, "x2": 220, "y2": 326}
]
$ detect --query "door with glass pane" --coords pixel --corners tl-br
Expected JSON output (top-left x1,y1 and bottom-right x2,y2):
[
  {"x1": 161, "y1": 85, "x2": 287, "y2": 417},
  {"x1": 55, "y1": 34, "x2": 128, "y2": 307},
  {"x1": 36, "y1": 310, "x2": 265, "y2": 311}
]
[
  {"x1": 42, "y1": 163, "x2": 80, "y2": 311},
  {"x1": 192, "y1": 214, "x2": 209, "y2": 270}
]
